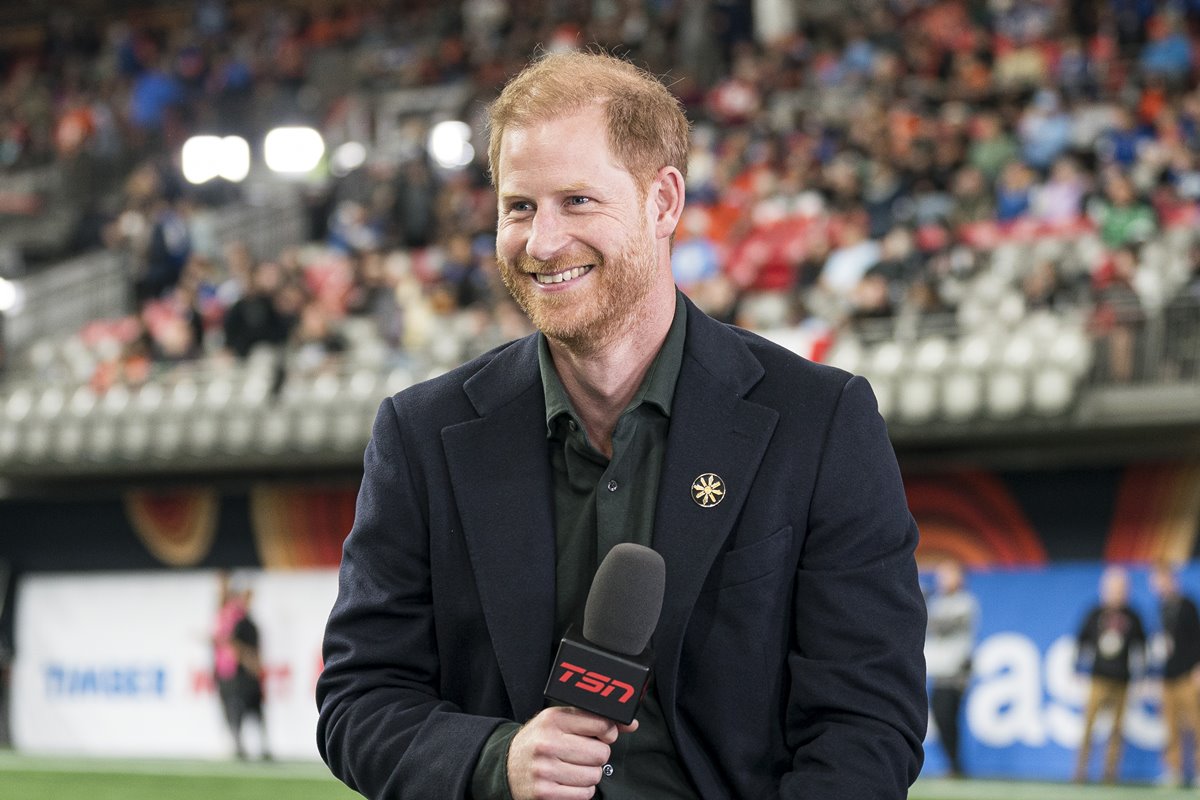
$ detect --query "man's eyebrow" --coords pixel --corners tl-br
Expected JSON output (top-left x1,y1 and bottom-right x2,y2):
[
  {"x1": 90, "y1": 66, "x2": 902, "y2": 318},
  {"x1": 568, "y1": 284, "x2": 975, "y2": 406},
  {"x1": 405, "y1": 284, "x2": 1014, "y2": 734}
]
[{"x1": 500, "y1": 182, "x2": 595, "y2": 201}]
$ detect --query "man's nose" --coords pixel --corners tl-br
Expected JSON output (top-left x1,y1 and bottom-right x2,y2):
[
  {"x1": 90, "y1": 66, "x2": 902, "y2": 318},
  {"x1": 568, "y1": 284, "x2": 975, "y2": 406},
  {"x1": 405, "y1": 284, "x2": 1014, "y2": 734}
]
[{"x1": 526, "y1": 209, "x2": 570, "y2": 262}]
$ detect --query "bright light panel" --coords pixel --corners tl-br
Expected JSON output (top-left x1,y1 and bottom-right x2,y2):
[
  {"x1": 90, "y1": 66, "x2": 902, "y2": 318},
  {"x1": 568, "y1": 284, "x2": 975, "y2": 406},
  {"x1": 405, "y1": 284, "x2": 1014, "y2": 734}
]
[
  {"x1": 331, "y1": 141, "x2": 367, "y2": 176},
  {"x1": 428, "y1": 120, "x2": 474, "y2": 169},
  {"x1": 219, "y1": 136, "x2": 250, "y2": 182},
  {"x1": 182, "y1": 135, "x2": 250, "y2": 184},
  {"x1": 264, "y1": 126, "x2": 325, "y2": 174},
  {"x1": 0, "y1": 277, "x2": 25, "y2": 314}
]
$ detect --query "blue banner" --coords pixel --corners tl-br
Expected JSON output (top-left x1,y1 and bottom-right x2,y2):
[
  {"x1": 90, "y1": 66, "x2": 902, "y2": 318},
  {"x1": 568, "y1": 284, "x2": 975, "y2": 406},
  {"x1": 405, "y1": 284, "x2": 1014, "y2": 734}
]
[{"x1": 922, "y1": 562, "x2": 1200, "y2": 782}]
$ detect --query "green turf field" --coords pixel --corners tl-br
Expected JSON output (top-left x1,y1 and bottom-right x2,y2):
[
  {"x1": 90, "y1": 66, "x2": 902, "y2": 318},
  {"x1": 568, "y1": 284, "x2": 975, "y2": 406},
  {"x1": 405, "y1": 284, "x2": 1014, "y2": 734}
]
[{"x1": 1, "y1": 751, "x2": 1197, "y2": 799}]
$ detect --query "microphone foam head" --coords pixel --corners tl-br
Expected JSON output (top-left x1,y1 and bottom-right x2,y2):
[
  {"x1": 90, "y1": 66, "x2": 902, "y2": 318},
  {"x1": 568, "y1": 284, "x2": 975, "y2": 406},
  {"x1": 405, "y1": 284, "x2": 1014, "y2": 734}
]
[{"x1": 583, "y1": 543, "x2": 665, "y2": 656}]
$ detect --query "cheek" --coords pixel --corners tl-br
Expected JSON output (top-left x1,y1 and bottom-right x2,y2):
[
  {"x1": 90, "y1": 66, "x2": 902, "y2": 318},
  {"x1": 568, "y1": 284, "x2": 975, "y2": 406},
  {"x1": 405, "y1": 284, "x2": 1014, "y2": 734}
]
[{"x1": 495, "y1": 226, "x2": 523, "y2": 260}]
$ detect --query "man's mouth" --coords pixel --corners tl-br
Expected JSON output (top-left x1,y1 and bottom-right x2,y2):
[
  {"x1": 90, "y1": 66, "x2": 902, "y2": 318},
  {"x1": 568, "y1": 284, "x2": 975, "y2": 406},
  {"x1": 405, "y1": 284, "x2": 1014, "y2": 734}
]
[{"x1": 533, "y1": 265, "x2": 594, "y2": 285}]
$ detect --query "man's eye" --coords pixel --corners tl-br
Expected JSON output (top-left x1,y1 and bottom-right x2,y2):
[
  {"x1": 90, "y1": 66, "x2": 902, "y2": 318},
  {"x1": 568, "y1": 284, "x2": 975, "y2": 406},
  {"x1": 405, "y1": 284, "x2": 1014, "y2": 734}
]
[
  {"x1": 508, "y1": 201, "x2": 533, "y2": 213},
  {"x1": 566, "y1": 196, "x2": 591, "y2": 206}
]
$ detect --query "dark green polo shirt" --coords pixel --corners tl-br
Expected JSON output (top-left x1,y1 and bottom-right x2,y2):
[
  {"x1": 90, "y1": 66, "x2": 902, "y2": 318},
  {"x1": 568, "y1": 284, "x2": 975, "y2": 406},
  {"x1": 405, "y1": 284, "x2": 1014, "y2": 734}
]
[{"x1": 471, "y1": 292, "x2": 698, "y2": 800}]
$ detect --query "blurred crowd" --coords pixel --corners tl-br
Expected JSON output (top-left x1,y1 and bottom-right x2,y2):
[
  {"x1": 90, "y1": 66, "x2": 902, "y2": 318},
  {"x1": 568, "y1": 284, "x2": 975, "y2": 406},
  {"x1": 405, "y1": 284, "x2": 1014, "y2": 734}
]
[{"x1": 5, "y1": 0, "x2": 1200, "y2": 390}]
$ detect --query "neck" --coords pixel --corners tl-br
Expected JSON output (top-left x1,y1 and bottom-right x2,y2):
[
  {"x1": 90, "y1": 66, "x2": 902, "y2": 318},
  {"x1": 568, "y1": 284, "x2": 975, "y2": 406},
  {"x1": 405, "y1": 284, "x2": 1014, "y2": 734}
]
[{"x1": 547, "y1": 286, "x2": 676, "y2": 458}]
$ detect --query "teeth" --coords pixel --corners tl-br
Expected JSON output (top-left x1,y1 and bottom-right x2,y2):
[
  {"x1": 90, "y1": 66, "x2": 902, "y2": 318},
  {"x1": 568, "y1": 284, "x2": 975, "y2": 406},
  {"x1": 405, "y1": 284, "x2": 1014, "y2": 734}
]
[{"x1": 535, "y1": 266, "x2": 591, "y2": 285}]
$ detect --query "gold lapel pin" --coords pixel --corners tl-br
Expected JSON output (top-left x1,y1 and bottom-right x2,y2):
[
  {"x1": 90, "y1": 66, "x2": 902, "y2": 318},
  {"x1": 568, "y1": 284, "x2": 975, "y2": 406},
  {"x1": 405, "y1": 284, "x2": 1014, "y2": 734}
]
[{"x1": 691, "y1": 473, "x2": 725, "y2": 508}]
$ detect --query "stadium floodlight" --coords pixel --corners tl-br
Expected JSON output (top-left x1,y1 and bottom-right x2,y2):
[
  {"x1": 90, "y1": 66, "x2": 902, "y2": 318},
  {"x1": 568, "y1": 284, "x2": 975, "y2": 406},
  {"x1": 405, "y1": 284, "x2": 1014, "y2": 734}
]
[
  {"x1": 428, "y1": 120, "x2": 475, "y2": 170},
  {"x1": 182, "y1": 135, "x2": 251, "y2": 184},
  {"x1": 330, "y1": 141, "x2": 367, "y2": 176},
  {"x1": 264, "y1": 126, "x2": 325, "y2": 174},
  {"x1": 0, "y1": 276, "x2": 25, "y2": 314},
  {"x1": 218, "y1": 136, "x2": 250, "y2": 182}
]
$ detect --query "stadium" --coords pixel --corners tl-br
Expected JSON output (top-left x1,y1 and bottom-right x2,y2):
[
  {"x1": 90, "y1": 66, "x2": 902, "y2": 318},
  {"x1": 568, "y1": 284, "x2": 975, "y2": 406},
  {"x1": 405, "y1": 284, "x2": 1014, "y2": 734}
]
[{"x1": 1, "y1": 0, "x2": 1199, "y2": 797}]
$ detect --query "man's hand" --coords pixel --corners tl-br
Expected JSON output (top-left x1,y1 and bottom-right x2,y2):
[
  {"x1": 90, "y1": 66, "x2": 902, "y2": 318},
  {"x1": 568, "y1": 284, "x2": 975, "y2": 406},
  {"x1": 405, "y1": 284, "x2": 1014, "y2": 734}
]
[{"x1": 506, "y1": 706, "x2": 638, "y2": 800}]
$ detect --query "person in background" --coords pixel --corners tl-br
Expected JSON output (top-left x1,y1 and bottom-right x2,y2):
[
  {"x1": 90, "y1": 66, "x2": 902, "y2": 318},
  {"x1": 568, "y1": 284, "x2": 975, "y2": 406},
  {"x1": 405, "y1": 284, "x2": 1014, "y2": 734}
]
[
  {"x1": 221, "y1": 260, "x2": 297, "y2": 359},
  {"x1": 1074, "y1": 565, "x2": 1147, "y2": 783},
  {"x1": 924, "y1": 559, "x2": 979, "y2": 778},
  {"x1": 1149, "y1": 561, "x2": 1200, "y2": 788},
  {"x1": 213, "y1": 573, "x2": 270, "y2": 761}
]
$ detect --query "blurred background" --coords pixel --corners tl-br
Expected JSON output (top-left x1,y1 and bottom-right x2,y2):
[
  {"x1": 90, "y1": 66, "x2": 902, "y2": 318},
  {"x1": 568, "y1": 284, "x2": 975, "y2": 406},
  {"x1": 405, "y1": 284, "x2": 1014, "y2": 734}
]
[{"x1": 0, "y1": 0, "x2": 1199, "y2": 795}]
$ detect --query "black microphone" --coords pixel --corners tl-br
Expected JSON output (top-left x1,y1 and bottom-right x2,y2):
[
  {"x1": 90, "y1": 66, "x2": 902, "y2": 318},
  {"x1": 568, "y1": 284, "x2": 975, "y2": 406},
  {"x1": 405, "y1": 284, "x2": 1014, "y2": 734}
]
[{"x1": 543, "y1": 543, "x2": 665, "y2": 725}]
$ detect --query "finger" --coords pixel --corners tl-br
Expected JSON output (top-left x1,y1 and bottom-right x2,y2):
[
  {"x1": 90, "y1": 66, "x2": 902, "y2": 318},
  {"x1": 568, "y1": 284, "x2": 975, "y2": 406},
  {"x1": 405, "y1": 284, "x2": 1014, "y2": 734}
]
[
  {"x1": 557, "y1": 733, "x2": 610, "y2": 767},
  {"x1": 616, "y1": 719, "x2": 639, "y2": 735},
  {"x1": 545, "y1": 761, "x2": 606, "y2": 788},
  {"x1": 557, "y1": 707, "x2": 620, "y2": 741}
]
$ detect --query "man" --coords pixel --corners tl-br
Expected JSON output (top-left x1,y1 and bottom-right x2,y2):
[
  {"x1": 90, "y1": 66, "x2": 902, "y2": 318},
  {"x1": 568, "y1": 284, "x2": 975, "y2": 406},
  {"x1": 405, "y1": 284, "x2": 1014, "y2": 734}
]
[
  {"x1": 317, "y1": 51, "x2": 926, "y2": 799},
  {"x1": 924, "y1": 560, "x2": 979, "y2": 778},
  {"x1": 1074, "y1": 565, "x2": 1146, "y2": 783},
  {"x1": 1150, "y1": 561, "x2": 1200, "y2": 788}
]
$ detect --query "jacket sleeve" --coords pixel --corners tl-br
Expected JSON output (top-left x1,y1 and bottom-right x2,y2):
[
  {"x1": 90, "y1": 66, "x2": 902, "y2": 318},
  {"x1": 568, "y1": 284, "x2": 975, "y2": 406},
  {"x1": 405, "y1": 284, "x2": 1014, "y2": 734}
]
[
  {"x1": 1181, "y1": 598, "x2": 1200, "y2": 671},
  {"x1": 316, "y1": 399, "x2": 507, "y2": 799},
  {"x1": 779, "y1": 375, "x2": 927, "y2": 799}
]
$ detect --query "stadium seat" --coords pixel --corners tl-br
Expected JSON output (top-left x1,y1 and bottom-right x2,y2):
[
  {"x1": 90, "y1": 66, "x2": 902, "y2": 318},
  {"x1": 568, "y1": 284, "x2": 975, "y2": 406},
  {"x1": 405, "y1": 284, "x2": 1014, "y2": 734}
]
[
  {"x1": 897, "y1": 374, "x2": 939, "y2": 424},
  {"x1": 942, "y1": 371, "x2": 984, "y2": 422},
  {"x1": 985, "y1": 371, "x2": 1027, "y2": 419}
]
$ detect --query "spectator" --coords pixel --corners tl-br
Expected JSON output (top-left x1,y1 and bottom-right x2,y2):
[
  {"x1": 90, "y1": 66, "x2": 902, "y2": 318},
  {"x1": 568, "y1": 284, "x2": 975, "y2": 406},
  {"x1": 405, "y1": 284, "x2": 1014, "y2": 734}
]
[
  {"x1": 1140, "y1": 13, "x2": 1192, "y2": 83},
  {"x1": 135, "y1": 194, "x2": 193, "y2": 304},
  {"x1": 924, "y1": 560, "x2": 980, "y2": 779},
  {"x1": 1164, "y1": 246, "x2": 1200, "y2": 379},
  {"x1": 1090, "y1": 245, "x2": 1144, "y2": 383},
  {"x1": 818, "y1": 212, "x2": 881, "y2": 301},
  {"x1": 1023, "y1": 259, "x2": 1073, "y2": 312},
  {"x1": 1149, "y1": 561, "x2": 1200, "y2": 788},
  {"x1": 1018, "y1": 90, "x2": 1074, "y2": 172},
  {"x1": 968, "y1": 111, "x2": 1020, "y2": 182},
  {"x1": 1096, "y1": 107, "x2": 1154, "y2": 170},
  {"x1": 995, "y1": 161, "x2": 1036, "y2": 222},
  {"x1": 344, "y1": 250, "x2": 404, "y2": 349},
  {"x1": 1074, "y1": 566, "x2": 1147, "y2": 784},
  {"x1": 948, "y1": 165, "x2": 997, "y2": 227},
  {"x1": 221, "y1": 261, "x2": 295, "y2": 358},
  {"x1": 1032, "y1": 156, "x2": 1088, "y2": 225},
  {"x1": 1091, "y1": 171, "x2": 1158, "y2": 248},
  {"x1": 290, "y1": 298, "x2": 347, "y2": 375}
]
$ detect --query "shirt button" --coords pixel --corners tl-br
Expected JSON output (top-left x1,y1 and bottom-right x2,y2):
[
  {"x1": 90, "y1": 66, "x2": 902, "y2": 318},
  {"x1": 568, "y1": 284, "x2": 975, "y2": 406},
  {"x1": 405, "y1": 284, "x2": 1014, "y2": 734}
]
[
  {"x1": 607, "y1": 479, "x2": 619, "y2": 492},
  {"x1": 567, "y1": 419, "x2": 578, "y2": 432}
]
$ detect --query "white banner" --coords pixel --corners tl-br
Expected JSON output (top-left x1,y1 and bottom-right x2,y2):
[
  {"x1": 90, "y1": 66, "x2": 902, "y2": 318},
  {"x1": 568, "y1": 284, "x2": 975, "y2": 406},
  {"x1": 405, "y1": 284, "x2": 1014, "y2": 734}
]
[{"x1": 12, "y1": 569, "x2": 338, "y2": 760}]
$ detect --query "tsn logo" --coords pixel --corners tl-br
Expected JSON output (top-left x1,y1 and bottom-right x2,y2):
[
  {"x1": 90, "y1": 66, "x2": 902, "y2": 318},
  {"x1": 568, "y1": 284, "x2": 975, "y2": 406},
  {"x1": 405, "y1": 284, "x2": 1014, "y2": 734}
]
[{"x1": 555, "y1": 662, "x2": 635, "y2": 703}]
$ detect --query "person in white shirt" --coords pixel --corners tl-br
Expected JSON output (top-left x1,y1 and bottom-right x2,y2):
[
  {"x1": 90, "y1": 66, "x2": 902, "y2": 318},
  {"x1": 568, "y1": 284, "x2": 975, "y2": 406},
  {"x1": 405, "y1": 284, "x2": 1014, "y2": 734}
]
[{"x1": 924, "y1": 560, "x2": 980, "y2": 778}]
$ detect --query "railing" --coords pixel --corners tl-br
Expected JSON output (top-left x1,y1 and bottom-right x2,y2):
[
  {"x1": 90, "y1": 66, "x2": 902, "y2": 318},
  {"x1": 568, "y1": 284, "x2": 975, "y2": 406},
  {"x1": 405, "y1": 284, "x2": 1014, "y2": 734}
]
[
  {"x1": 1088, "y1": 293, "x2": 1200, "y2": 386},
  {"x1": 2, "y1": 251, "x2": 128, "y2": 355},
  {"x1": 0, "y1": 194, "x2": 308, "y2": 378}
]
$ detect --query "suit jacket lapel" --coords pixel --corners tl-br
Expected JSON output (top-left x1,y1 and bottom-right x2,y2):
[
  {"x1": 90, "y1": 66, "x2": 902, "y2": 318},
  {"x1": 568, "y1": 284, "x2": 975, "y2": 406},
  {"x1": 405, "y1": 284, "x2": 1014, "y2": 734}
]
[
  {"x1": 442, "y1": 336, "x2": 556, "y2": 722},
  {"x1": 652, "y1": 301, "x2": 779, "y2": 728}
]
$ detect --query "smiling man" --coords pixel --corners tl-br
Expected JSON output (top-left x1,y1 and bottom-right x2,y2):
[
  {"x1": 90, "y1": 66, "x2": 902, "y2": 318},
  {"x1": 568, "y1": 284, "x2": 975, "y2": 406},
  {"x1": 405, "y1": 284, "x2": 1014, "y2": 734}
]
[{"x1": 317, "y1": 51, "x2": 927, "y2": 800}]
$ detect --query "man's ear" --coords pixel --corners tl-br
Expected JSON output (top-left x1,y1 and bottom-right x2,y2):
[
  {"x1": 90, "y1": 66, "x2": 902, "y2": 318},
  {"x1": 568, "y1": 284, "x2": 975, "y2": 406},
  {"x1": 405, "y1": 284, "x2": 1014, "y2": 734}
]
[{"x1": 651, "y1": 166, "x2": 686, "y2": 241}]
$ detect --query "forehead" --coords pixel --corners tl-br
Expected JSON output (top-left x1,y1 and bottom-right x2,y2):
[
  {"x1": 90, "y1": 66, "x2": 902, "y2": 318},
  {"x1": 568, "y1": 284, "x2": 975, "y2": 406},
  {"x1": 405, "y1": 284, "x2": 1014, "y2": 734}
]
[{"x1": 496, "y1": 106, "x2": 634, "y2": 194}]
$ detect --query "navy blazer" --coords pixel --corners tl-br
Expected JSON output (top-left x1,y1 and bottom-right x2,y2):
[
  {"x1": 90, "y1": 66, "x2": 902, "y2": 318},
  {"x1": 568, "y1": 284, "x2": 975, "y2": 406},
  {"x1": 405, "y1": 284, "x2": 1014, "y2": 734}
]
[{"x1": 317, "y1": 297, "x2": 927, "y2": 799}]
